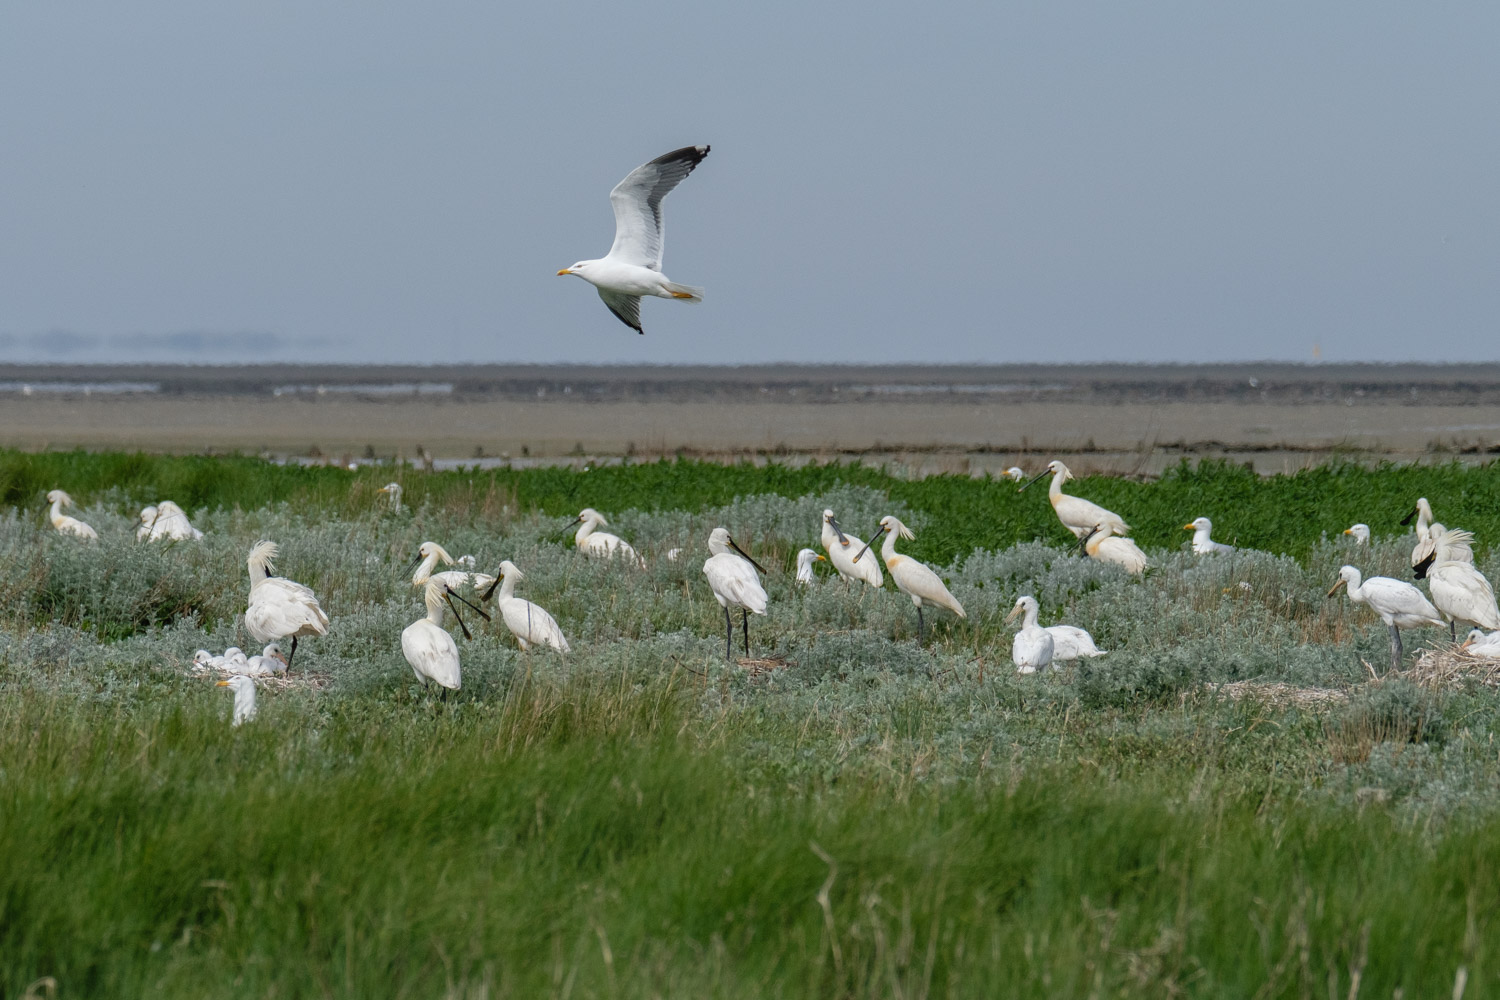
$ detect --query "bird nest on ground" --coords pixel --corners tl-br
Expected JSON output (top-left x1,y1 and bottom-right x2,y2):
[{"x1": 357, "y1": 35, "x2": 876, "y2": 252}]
[
  {"x1": 188, "y1": 665, "x2": 334, "y2": 691},
  {"x1": 1401, "y1": 648, "x2": 1500, "y2": 691},
  {"x1": 1210, "y1": 681, "x2": 1351, "y2": 710},
  {"x1": 736, "y1": 655, "x2": 794, "y2": 677}
]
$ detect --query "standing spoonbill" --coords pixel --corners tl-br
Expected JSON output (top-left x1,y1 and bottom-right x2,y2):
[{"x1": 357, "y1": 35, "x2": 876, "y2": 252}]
[
  {"x1": 566, "y1": 508, "x2": 645, "y2": 566},
  {"x1": 820, "y1": 509, "x2": 883, "y2": 588},
  {"x1": 1081, "y1": 524, "x2": 1148, "y2": 575},
  {"x1": 404, "y1": 541, "x2": 497, "y2": 592},
  {"x1": 1426, "y1": 528, "x2": 1500, "y2": 640},
  {"x1": 1344, "y1": 524, "x2": 1371, "y2": 545},
  {"x1": 479, "y1": 561, "x2": 571, "y2": 652},
  {"x1": 1461, "y1": 629, "x2": 1500, "y2": 659},
  {"x1": 1004, "y1": 596, "x2": 1055, "y2": 673},
  {"x1": 402, "y1": 579, "x2": 486, "y2": 698},
  {"x1": 1183, "y1": 517, "x2": 1236, "y2": 555},
  {"x1": 1402, "y1": 498, "x2": 1471, "y2": 578},
  {"x1": 1006, "y1": 595, "x2": 1107, "y2": 661},
  {"x1": 216, "y1": 675, "x2": 258, "y2": 726},
  {"x1": 244, "y1": 541, "x2": 330, "y2": 671},
  {"x1": 1018, "y1": 461, "x2": 1130, "y2": 540},
  {"x1": 795, "y1": 548, "x2": 826, "y2": 585},
  {"x1": 46, "y1": 490, "x2": 98, "y2": 541},
  {"x1": 701, "y1": 527, "x2": 768, "y2": 659},
  {"x1": 1327, "y1": 565, "x2": 1444, "y2": 672},
  {"x1": 853, "y1": 516, "x2": 966, "y2": 643}
]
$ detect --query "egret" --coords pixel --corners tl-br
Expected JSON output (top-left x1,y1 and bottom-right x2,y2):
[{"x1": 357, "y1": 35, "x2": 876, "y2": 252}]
[
  {"x1": 820, "y1": 509, "x2": 883, "y2": 588},
  {"x1": 1344, "y1": 524, "x2": 1371, "y2": 545},
  {"x1": 138, "y1": 500, "x2": 203, "y2": 541},
  {"x1": 701, "y1": 527, "x2": 768, "y2": 660},
  {"x1": 1003, "y1": 467, "x2": 1026, "y2": 482},
  {"x1": 404, "y1": 541, "x2": 497, "y2": 592},
  {"x1": 1461, "y1": 629, "x2": 1500, "y2": 659},
  {"x1": 402, "y1": 579, "x2": 484, "y2": 698},
  {"x1": 377, "y1": 482, "x2": 404, "y2": 511},
  {"x1": 1004, "y1": 597, "x2": 1054, "y2": 673},
  {"x1": 1183, "y1": 517, "x2": 1236, "y2": 555},
  {"x1": 244, "y1": 541, "x2": 330, "y2": 671},
  {"x1": 853, "y1": 516, "x2": 966, "y2": 643},
  {"x1": 1018, "y1": 461, "x2": 1129, "y2": 539},
  {"x1": 557, "y1": 144, "x2": 710, "y2": 334},
  {"x1": 1007, "y1": 595, "x2": 1107, "y2": 661},
  {"x1": 1426, "y1": 528, "x2": 1500, "y2": 640},
  {"x1": 479, "y1": 561, "x2": 571, "y2": 653},
  {"x1": 216, "y1": 675, "x2": 258, "y2": 726},
  {"x1": 1327, "y1": 565, "x2": 1444, "y2": 672},
  {"x1": 1082, "y1": 524, "x2": 1148, "y2": 575},
  {"x1": 46, "y1": 490, "x2": 97, "y2": 541},
  {"x1": 795, "y1": 548, "x2": 826, "y2": 585},
  {"x1": 566, "y1": 508, "x2": 645, "y2": 566}
]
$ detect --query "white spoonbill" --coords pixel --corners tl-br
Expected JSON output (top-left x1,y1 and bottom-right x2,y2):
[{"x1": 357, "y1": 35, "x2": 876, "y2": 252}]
[
  {"x1": 1004, "y1": 597, "x2": 1055, "y2": 673},
  {"x1": 1183, "y1": 517, "x2": 1236, "y2": 555},
  {"x1": 557, "y1": 144, "x2": 710, "y2": 334},
  {"x1": 795, "y1": 548, "x2": 826, "y2": 585},
  {"x1": 244, "y1": 541, "x2": 330, "y2": 671},
  {"x1": 138, "y1": 500, "x2": 203, "y2": 541},
  {"x1": 1402, "y1": 498, "x2": 1471, "y2": 578},
  {"x1": 1426, "y1": 528, "x2": 1500, "y2": 640},
  {"x1": 701, "y1": 528, "x2": 769, "y2": 659},
  {"x1": 216, "y1": 675, "x2": 258, "y2": 726},
  {"x1": 1344, "y1": 524, "x2": 1371, "y2": 545},
  {"x1": 567, "y1": 508, "x2": 645, "y2": 566},
  {"x1": 1018, "y1": 461, "x2": 1130, "y2": 540},
  {"x1": 404, "y1": 541, "x2": 497, "y2": 592},
  {"x1": 480, "y1": 561, "x2": 571, "y2": 653},
  {"x1": 377, "y1": 482, "x2": 404, "y2": 511},
  {"x1": 820, "y1": 509, "x2": 883, "y2": 588},
  {"x1": 1007, "y1": 595, "x2": 1107, "y2": 661},
  {"x1": 853, "y1": 516, "x2": 966, "y2": 643},
  {"x1": 46, "y1": 490, "x2": 98, "y2": 541},
  {"x1": 402, "y1": 579, "x2": 484, "y2": 698},
  {"x1": 1461, "y1": 629, "x2": 1500, "y2": 659},
  {"x1": 1327, "y1": 565, "x2": 1444, "y2": 672},
  {"x1": 1082, "y1": 524, "x2": 1148, "y2": 575}
]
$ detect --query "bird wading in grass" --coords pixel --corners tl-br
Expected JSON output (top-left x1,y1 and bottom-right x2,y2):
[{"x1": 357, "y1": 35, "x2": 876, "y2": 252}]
[
  {"x1": 702, "y1": 528, "x2": 768, "y2": 660},
  {"x1": 404, "y1": 541, "x2": 497, "y2": 593},
  {"x1": 1005, "y1": 597, "x2": 1055, "y2": 674},
  {"x1": 1327, "y1": 564, "x2": 1444, "y2": 673},
  {"x1": 566, "y1": 508, "x2": 645, "y2": 566},
  {"x1": 480, "y1": 561, "x2": 571, "y2": 653},
  {"x1": 853, "y1": 516, "x2": 965, "y2": 644},
  {"x1": 243, "y1": 541, "x2": 329, "y2": 671},
  {"x1": 1081, "y1": 523, "x2": 1148, "y2": 575},
  {"x1": 558, "y1": 145, "x2": 709, "y2": 334},
  {"x1": 1007, "y1": 595, "x2": 1107, "y2": 662},
  {"x1": 46, "y1": 490, "x2": 97, "y2": 541},
  {"x1": 1019, "y1": 461, "x2": 1130, "y2": 541},
  {"x1": 820, "y1": 509, "x2": 883, "y2": 588},
  {"x1": 402, "y1": 579, "x2": 487, "y2": 699},
  {"x1": 1425, "y1": 528, "x2": 1500, "y2": 641}
]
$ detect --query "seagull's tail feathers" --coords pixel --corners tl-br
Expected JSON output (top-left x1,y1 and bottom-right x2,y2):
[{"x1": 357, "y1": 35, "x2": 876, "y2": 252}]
[{"x1": 663, "y1": 281, "x2": 704, "y2": 302}]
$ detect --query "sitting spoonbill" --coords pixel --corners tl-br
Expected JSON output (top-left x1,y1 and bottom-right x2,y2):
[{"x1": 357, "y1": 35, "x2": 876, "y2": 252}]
[
  {"x1": 566, "y1": 508, "x2": 645, "y2": 566},
  {"x1": 1082, "y1": 524, "x2": 1148, "y2": 575},
  {"x1": 404, "y1": 541, "x2": 497, "y2": 592},
  {"x1": 701, "y1": 528, "x2": 768, "y2": 659},
  {"x1": 402, "y1": 579, "x2": 485, "y2": 698},
  {"x1": 795, "y1": 548, "x2": 826, "y2": 585},
  {"x1": 46, "y1": 490, "x2": 98, "y2": 541},
  {"x1": 1344, "y1": 524, "x2": 1371, "y2": 545},
  {"x1": 820, "y1": 509, "x2": 883, "y2": 588},
  {"x1": 377, "y1": 482, "x2": 404, "y2": 511},
  {"x1": 244, "y1": 541, "x2": 330, "y2": 671},
  {"x1": 1327, "y1": 564, "x2": 1444, "y2": 672},
  {"x1": 216, "y1": 675, "x2": 258, "y2": 726},
  {"x1": 1183, "y1": 517, "x2": 1236, "y2": 555},
  {"x1": 1004, "y1": 597, "x2": 1055, "y2": 673},
  {"x1": 138, "y1": 500, "x2": 204, "y2": 541},
  {"x1": 1461, "y1": 629, "x2": 1500, "y2": 659},
  {"x1": 479, "y1": 561, "x2": 571, "y2": 652},
  {"x1": 1007, "y1": 596, "x2": 1107, "y2": 661},
  {"x1": 1018, "y1": 461, "x2": 1130, "y2": 540},
  {"x1": 853, "y1": 516, "x2": 966, "y2": 643},
  {"x1": 1426, "y1": 528, "x2": 1500, "y2": 640}
]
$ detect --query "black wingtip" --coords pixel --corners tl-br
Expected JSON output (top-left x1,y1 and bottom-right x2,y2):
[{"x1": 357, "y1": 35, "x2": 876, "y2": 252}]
[{"x1": 653, "y1": 144, "x2": 710, "y2": 169}]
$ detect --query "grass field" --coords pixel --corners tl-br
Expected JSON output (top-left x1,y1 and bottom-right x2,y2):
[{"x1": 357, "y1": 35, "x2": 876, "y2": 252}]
[{"x1": 5, "y1": 449, "x2": 1500, "y2": 997}]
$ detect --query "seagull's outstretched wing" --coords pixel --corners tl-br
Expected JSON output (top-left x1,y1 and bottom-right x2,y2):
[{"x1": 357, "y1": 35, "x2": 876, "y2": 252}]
[
  {"x1": 606, "y1": 144, "x2": 709, "y2": 270},
  {"x1": 598, "y1": 290, "x2": 643, "y2": 334}
]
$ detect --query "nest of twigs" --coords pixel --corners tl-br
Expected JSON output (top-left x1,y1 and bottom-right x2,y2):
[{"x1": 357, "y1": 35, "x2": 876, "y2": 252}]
[
  {"x1": 1401, "y1": 647, "x2": 1500, "y2": 691},
  {"x1": 736, "y1": 655, "x2": 794, "y2": 677},
  {"x1": 1212, "y1": 680, "x2": 1351, "y2": 709},
  {"x1": 188, "y1": 664, "x2": 334, "y2": 691}
]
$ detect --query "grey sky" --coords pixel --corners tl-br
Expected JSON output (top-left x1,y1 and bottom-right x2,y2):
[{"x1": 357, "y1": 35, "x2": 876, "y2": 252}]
[{"x1": 2, "y1": 3, "x2": 1496, "y2": 365}]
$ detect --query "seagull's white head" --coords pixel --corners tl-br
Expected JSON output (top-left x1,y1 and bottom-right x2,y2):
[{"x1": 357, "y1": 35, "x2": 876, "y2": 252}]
[
  {"x1": 1184, "y1": 517, "x2": 1212, "y2": 533},
  {"x1": 557, "y1": 260, "x2": 596, "y2": 278},
  {"x1": 1344, "y1": 524, "x2": 1370, "y2": 543},
  {"x1": 1004, "y1": 467, "x2": 1026, "y2": 481}
]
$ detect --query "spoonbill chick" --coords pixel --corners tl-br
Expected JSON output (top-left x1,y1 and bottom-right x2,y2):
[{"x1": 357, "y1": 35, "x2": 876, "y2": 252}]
[
  {"x1": 820, "y1": 509, "x2": 883, "y2": 587},
  {"x1": 405, "y1": 541, "x2": 497, "y2": 592},
  {"x1": 567, "y1": 508, "x2": 645, "y2": 566},
  {"x1": 46, "y1": 490, "x2": 98, "y2": 541},
  {"x1": 191, "y1": 649, "x2": 220, "y2": 672},
  {"x1": 244, "y1": 541, "x2": 330, "y2": 671},
  {"x1": 795, "y1": 548, "x2": 826, "y2": 585},
  {"x1": 1007, "y1": 596, "x2": 1107, "y2": 661},
  {"x1": 1004, "y1": 597, "x2": 1054, "y2": 673},
  {"x1": 1327, "y1": 565, "x2": 1444, "y2": 672},
  {"x1": 235, "y1": 643, "x2": 289, "y2": 676},
  {"x1": 1082, "y1": 524, "x2": 1148, "y2": 575},
  {"x1": 1018, "y1": 461, "x2": 1129, "y2": 540},
  {"x1": 853, "y1": 516, "x2": 966, "y2": 643},
  {"x1": 1344, "y1": 524, "x2": 1370, "y2": 545},
  {"x1": 1183, "y1": 517, "x2": 1236, "y2": 555},
  {"x1": 402, "y1": 579, "x2": 481, "y2": 698},
  {"x1": 377, "y1": 482, "x2": 404, "y2": 511},
  {"x1": 1003, "y1": 467, "x2": 1026, "y2": 482},
  {"x1": 1426, "y1": 528, "x2": 1500, "y2": 640},
  {"x1": 702, "y1": 528, "x2": 769, "y2": 659},
  {"x1": 480, "y1": 561, "x2": 571, "y2": 653},
  {"x1": 216, "y1": 675, "x2": 258, "y2": 726},
  {"x1": 1461, "y1": 629, "x2": 1500, "y2": 659}
]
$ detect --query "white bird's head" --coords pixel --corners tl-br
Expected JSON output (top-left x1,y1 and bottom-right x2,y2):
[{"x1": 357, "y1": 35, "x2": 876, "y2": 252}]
[
  {"x1": 1004, "y1": 467, "x2": 1026, "y2": 482},
  {"x1": 557, "y1": 260, "x2": 596, "y2": 278},
  {"x1": 707, "y1": 528, "x2": 767, "y2": 572},
  {"x1": 1344, "y1": 524, "x2": 1370, "y2": 543},
  {"x1": 419, "y1": 541, "x2": 455, "y2": 564},
  {"x1": 139, "y1": 505, "x2": 158, "y2": 525},
  {"x1": 1327, "y1": 565, "x2": 1361, "y2": 597},
  {"x1": 1004, "y1": 595, "x2": 1038, "y2": 625},
  {"x1": 498, "y1": 559, "x2": 523, "y2": 581},
  {"x1": 259, "y1": 643, "x2": 288, "y2": 667},
  {"x1": 795, "y1": 548, "x2": 826, "y2": 577},
  {"x1": 192, "y1": 649, "x2": 213, "y2": 666},
  {"x1": 880, "y1": 515, "x2": 915, "y2": 542},
  {"x1": 218, "y1": 674, "x2": 255, "y2": 692},
  {"x1": 247, "y1": 540, "x2": 279, "y2": 575},
  {"x1": 1048, "y1": 460, "x2": 1072, "y2": 480},
  {"x1": 1462, "y1": 629, "x2": 1485, "y2": 651},
  {"x1": 579, "y1": 508, "x2": 606, "y2": 525},
  {"x1": 47, "y1": 489, "x2": 73, "y2": 507},
  {"x1": 1184, "y1": 517, "x2": 1212, "y2": 533}
]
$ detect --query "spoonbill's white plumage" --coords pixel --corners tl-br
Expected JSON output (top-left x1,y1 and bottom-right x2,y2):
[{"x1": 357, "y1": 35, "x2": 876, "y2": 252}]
[
  {"x1": 557, "y1": 144, "x2": 710, "y2": 334},
  {"x1": 138, "y1": 500, "x2": 203, "y2": 541},
  {"x1": 137, "y1": 506, "x2": 158, "y2": 540},
  {"x1": 406, "y1": 541, "x2": 497, "y2": 592},
  {"x1": 1083, "y1": 524, "x2": 1148, "y2": 575},
  {"x1": 1183, "y1": 517, "x2": 1236, "y2": 555},
  {"x1": 1004, "y1": 596, "x2": 1054, "y2": 673},
  {"x1": 702, "y1": 528, "x2": 768, "y2": 659},
  {"x1": 244, "y1": 541, "x2": 329, "y2": 671},
  {"x1": 1344, "y1": 524, "x2": 1371, "y2": 545},
  {"x1": 229, "y1": 643, "x2": 289, "y2": 676},
  {"x1": 1327, "y1": 564, "x2": 1444, "y2": 672},
  {"x1": 1462, "y1": 629, "x2": 1500, "y2": 659},
  {"x1": 568, "y1": 508, "x2": 645, "y2": 566},
  {"x1": 1019, "y1": 461, "x2": 1129, "y2": 540},
  {"x1": 401, "y1": 579, "x2": 469, "y2": 696},
  {"x1": 1007, "y1": 596, "x2": 1108, "y2": 661},
  {"x1": 795, "y1": 548, "x2": 826, "y2": 585},
  {"x1": 853, "y1": 516, "x2": 965, "y2": 643},
  {"x1": 1426, "y1": 528, "x2": 1500, "y2": 640},
  {"x1": 483, "y1": 561, "x2": 570, "y2": 653},
  {"x1": 46, "y1": 490, "x2": 97, "y2": 541},
  {"x1": 216, "y1": 675, "x2": 258, "y2": 726},
  {"x1": 820, "y1": 509, "x2": 883, "y2": 588},
  {"x1": 1403, "y1": 498, "x2": 1471, "y2": 578}
]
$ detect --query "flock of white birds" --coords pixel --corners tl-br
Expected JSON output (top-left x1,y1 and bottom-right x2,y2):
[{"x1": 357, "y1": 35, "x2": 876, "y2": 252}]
[{"x1": 40, "y1": 465, "x2": 1500, "y2": 726}]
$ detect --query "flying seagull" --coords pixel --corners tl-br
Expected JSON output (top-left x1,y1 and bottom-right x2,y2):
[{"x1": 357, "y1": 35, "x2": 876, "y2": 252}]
[{"x1": 558, "y1": 144, "x2": 710, "y2": 334}]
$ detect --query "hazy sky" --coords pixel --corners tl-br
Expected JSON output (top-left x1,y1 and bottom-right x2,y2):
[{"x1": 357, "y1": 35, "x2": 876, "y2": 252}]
[{"x1": 2, "y1": 3, "x2": 1496, "y2": 365}]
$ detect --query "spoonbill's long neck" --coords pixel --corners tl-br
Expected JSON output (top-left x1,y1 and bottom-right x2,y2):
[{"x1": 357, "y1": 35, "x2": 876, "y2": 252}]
[
  {"x1": 414, "y1": 551, "x2": 441, "y2": 585},
  {"x1": 1049, "y1": 471, "x2": 1065, "y2": 503},
  {"x1": 575, "y1": 519, "x2": 599, "y2": 545},
  {"x1": 881, "y1": 528, "x2": 900, "y2": 565},
  {"x1": 1416, "y1": 504, "x2": 1432, "y2": 534},
  {"x1": 49, "y1": 497, "x2": 66, "y2": 525},
  {"x1": 498, "y1": 575, "x2": 520, "y2": 602},
  {"x1": 1345, "y1": 572, "x2": 1364, "y2": 603},
  {"x1": 1022, "y1": 602, "x2": 1040, "y2": 629},
  {"x1": 248, "y1": 561, "x2": 271, "y2": 586},
  {"x1": 426, "y1": 593, "x2": 447, "y2": 626}
]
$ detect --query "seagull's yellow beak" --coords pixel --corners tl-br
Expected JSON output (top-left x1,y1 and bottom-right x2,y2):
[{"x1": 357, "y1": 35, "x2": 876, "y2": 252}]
[
  {"x1": 556, "y1": 268, "x2": 573, "y2": 276},
  {"x1": 216, "y1": 680, "x2": 231, "y2": 687},
  {"x1": 1342, "y1": 528, "x2": 1353, "y2": 536},
  {"x1": 816, "y1": 554, "x2": 826, "y2": 562},
  {"x1": 1182, "y1": 524, "x2": 1194, "y2": 531}
]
